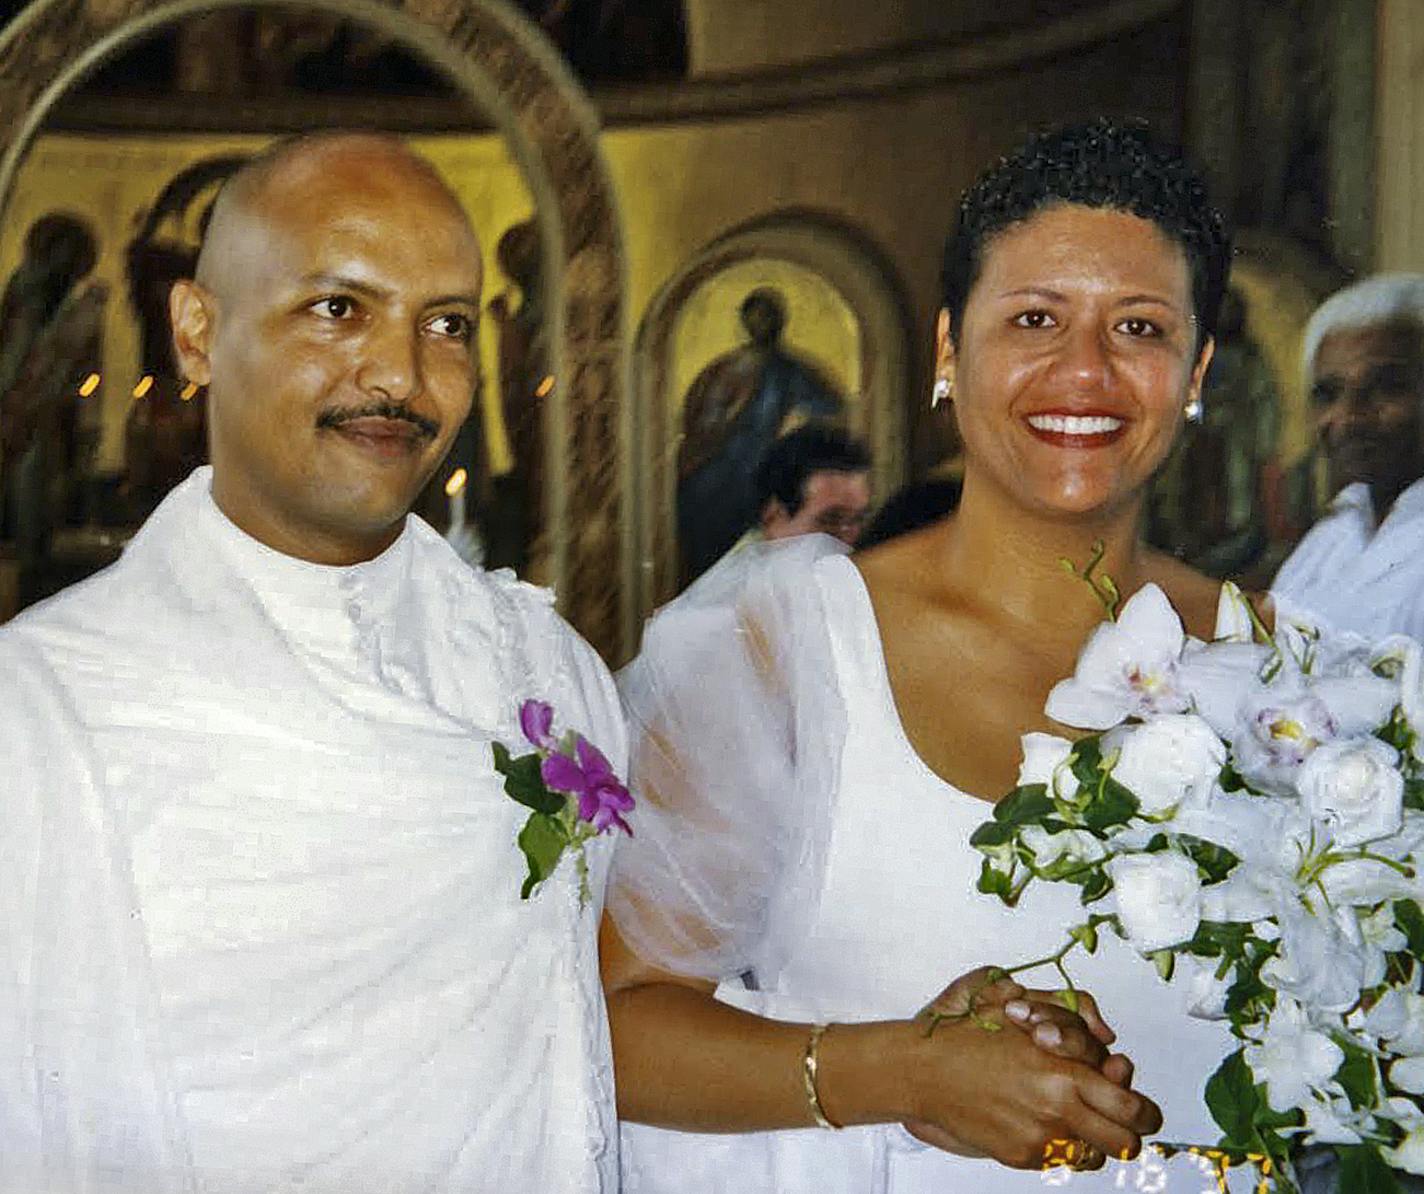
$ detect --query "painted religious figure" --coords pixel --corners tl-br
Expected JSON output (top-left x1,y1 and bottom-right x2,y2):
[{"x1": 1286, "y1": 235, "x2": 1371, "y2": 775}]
[
  {"x1": 0, "y1": 213, "x2": 106, "y2": 605},
  {"x1": 676, "y1": 287, "x2": 846, "y2": 583}
]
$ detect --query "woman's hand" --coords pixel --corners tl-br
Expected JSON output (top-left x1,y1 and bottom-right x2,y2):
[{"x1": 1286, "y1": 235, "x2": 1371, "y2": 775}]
[{"x1": 883, "y1": 967, "x2": 1159, "y2": 1169}]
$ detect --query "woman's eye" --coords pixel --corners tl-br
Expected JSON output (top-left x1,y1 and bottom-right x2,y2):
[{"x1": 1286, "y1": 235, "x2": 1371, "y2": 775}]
[
  {"x1": 1012, "y1": 310, "x2": 1055, "y2": 329},
  {"x1": 313, "y1": 296, "x2": 356, "y2": 319},
  {"x1": 428, "y1": 313, "x2": 474, "y2": 341},
  {"x1": 1117, "y1": 317, "x2": 1160, "y2": 337}
]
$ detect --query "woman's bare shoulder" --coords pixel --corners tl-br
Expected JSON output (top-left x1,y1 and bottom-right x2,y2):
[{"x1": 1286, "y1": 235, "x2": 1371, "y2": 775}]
[{"x1": 1141, "y1": 551, "x2": 1241, "y2": 640}]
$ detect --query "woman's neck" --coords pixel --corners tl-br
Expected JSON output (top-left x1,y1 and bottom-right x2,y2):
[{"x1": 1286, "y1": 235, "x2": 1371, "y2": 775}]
[{"x1": 928, "y1": 477, "x2": 1150, "y2": 638}]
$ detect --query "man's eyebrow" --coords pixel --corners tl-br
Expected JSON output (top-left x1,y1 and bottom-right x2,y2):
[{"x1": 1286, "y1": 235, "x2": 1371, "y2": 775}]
[{"x1": 298, "y1": 274, "x2": 479, "y2": 309}]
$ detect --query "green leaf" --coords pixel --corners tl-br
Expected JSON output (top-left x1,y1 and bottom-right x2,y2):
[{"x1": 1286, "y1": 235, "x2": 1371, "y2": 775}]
[
  {"x1": 1405, "y1": 779, "x2": 1424, "y2": 814},
  {"x1": 1336, "y1": 1038, "x2": 1379, "y2": 1110},
  {"x1": 969, "y1": 820, "x2": 1014, "y2": 850},
  {"x1": 1069, "y1": 738, "x2": 1105, "y2": 788},
  {"x1": 992, "y1": 784, "x2": 1055, "y2": 827},
  {"x1": 1335, "y1": 1144, "x2": 1403, "y2": 1194},
  {"x1": 517, "y1": 812, "x2": 569, "y2": 899},
  {"x1": 1081, "y1": 777, "x2": 1138, "y2": 833},
  {"x1": 1069, "y1": 921, "x2": 1099, "y2": 953},
  {"x1": 1205, "y1": 1049, "x2": 1259, "y2": 1147},
  {"x1": 976, "y1": 857, "x2": 1015, "y2": 904},
  {"x1": 1151, "y1": 949, "x2": 1175, "y2": 981},
  {"x1": 1395, "y1": 899, "x2": 1424, "y2": 957},
  {"x1": 1180, "y1": 836, "x2": 1241, "y2": 884},
  {"x1": 1079, "y1": 869, "x2": 1112, "y2": 904},
  {"x1": 492, "y1": 742, "x2": 564, "y2": 815}
]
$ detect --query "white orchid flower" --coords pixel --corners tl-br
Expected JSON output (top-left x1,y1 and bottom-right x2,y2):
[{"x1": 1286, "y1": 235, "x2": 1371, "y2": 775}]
[
  {"x1": 1299, "y1": 1090, "x2": 1366, "y2": 1145},
  {"x1": 1261, "y1": 902, "x2": 1369, "y2": 1014},
  {"x1": 1045, "y1": 584, "x2": 1191, "y2": 730},
  {"x1": 1020, "y1": 824, "x2": 1106, "y2": 870},
  {"x1": 1177, "y1": 638, "x2": 1274, "y2": 738},
  {"x1": 1245, "y1": 996, "x2": 1345, "y2": 1114}
]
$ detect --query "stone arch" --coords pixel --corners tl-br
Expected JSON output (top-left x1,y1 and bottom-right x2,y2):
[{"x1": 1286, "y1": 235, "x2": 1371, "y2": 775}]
[
  {"x1": 0, "y1": 0, "x2": 630, "y2": 658},
  {"x1": 633, "y1": 210, "x2": 913, "y2": 611}
]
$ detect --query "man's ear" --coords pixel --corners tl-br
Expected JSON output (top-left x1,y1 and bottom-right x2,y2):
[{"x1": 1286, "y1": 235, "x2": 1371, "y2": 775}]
[
  {"x1": 760, "y1": 499, "x2": 786, "y2": 533},
  {"x1": 169, "y1": 278, "x2": 216, "y2": 387}
]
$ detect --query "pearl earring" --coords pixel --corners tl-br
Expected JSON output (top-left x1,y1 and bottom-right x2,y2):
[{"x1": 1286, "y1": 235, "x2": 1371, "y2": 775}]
[
  {"x1": 931, "y1": 378, "x2": 952, "y2": 408},
  {"x1": 1184, "y1": 396, "x2": 1203, "y2": 423}
]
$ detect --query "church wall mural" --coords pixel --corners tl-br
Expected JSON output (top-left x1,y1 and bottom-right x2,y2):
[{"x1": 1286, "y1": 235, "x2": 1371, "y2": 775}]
[{"x1": 2, "y1": 0, "x2": 1383, "y2": 654}]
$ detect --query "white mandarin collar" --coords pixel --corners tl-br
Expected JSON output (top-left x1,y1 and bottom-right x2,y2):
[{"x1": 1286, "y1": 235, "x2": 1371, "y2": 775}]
[{"x1": 187, "y1": 466, "x2": 413, "y2": 645}]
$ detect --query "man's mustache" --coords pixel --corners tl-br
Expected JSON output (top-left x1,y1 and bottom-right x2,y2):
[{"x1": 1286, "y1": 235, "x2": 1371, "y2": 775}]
[{"x1": 316, "y1": 402, "x2": 439, "y2": 439}]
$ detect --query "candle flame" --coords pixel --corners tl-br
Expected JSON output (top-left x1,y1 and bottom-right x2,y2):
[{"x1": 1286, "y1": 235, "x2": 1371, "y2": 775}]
[
  {"x1": 132, "y1": 375, "x2": 155, "y2": 399},
  {"x1": 445, "y1": 468, "x2": 468, "y2": 497},
  {"x1": 180, "y1": 381, "x2": 199, "y2": 401},
  {"x1": 535, "y1": 375, "x2": 555, "y2": 398}
]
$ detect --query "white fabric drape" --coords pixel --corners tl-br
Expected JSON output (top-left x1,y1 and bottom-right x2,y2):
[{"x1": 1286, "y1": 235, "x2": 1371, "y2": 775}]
[
  {"x1": 1273, "y1": 477, "x2": 1424, "y2": 641},
  {"x1": 0, "y1": 468, "x2": 624, "y2": 1193}
]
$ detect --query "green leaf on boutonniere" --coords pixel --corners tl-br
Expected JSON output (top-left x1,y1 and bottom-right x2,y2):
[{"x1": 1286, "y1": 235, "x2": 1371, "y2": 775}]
[
  {"x1": 1335, "y1": 1144, "x2": 1403, "y2": 1194},
  {"x1": 492, "y1": 742, "x2": 564, "y2": 815},
  {"x1": 517, "y1": 811, "x2": 570, "y2": 899},
  {"x1": 992, "y1": 784, "x2": 1054, "y2": 827},
  {"x1": 1078, "y1": 869, "x2": 1111, "y2": 904},
  {"x1": 976, "y1": 857, "x2": 1015, "y2": 903}
]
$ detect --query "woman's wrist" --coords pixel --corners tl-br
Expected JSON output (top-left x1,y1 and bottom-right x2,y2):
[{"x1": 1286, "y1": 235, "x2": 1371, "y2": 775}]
[{"x1": 812, "y1": 1018, "x2": 922, "y2": 1128}]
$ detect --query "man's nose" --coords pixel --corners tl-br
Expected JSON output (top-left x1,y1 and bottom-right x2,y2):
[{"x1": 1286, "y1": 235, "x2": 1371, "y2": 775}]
[{"x1": 355, "y1": 320, "x2": 422, "y2": 404}]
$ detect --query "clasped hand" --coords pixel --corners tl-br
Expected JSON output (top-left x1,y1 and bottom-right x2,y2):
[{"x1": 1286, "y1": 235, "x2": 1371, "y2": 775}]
[{"x1": 901, "y1": 967, "x2": 1162, "y2": 1171}]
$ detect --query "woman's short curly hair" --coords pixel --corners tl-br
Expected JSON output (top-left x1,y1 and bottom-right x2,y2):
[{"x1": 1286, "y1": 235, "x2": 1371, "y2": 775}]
[{"x1": 941, "y1": 119, "x2": 1231, "y2": 349}]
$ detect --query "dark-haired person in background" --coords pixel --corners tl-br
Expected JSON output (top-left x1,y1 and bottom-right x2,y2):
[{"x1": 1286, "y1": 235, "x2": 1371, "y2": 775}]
[
  {"x1": 754, "y1": 424, "x2": 871, "y2": 547},
  {"x1": 605, "y1": 119, "x2": 1244, "y2": 1191}
]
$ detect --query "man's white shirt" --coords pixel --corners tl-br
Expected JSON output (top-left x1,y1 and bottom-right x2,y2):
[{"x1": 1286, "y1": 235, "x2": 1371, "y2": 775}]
[
  {"x1": 0, "y1": 467, "x2": 624, "y2": 1193},
  {"x1": 1273, "y1": 475, "x2": 1424, "y2": 641}
]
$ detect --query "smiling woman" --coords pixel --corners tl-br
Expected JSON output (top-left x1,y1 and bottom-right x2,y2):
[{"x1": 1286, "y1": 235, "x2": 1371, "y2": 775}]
[{"x1": 603, "y1": 121, "x2": 1262, "y2": 1193}]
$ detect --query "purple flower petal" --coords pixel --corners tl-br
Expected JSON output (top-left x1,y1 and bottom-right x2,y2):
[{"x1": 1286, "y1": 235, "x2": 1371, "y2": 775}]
[
  {"x1": 520, "y1": 700, "x2": 557, "y2": 750},
  {"x1": 578, "y1": 789, "x2": 601, "y2": 823},
  {"x1": 541, "y1": 752, "x2": 585, "y2": 794},
  {"x1": 575, "y1": 736, "x2": 615, "y2": 784}
]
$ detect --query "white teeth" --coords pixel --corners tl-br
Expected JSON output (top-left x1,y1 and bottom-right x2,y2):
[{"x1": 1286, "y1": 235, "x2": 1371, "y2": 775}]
[{"x1": 1026, "y1": 414, "x2": 1124, "y2": 435}]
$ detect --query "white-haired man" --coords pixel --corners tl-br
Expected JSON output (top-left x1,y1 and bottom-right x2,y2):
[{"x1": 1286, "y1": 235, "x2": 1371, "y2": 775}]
[
  {"x1": 1273, "y1": 273, "x2": 1424, "y2": 639},
  {"x1": 0, "y1": 132, "x2": 623, "y2": 1193}
]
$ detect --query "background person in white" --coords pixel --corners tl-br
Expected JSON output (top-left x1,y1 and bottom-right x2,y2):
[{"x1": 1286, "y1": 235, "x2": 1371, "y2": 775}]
[
  {"x1": 0, "y1": 132, "x2": 625, "y2": 1193},
  {"x1": 1273, "y1": 274, "x2": 1424, "y2": 639}
]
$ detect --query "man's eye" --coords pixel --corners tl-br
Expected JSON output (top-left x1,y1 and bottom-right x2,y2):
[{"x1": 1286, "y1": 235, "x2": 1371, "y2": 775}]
[
  {"x1": 313, "y1": 296, "x2": 356, "y2": 319},
  {"x1": 1012, "y1": 310, "x2": 1055, "y2": 329},
  {"x1": 1117, "y1": 317, "x2": 1160, "y2": 337},
  {"x1": 428, "y1": 313, "x2": 474, "y2": 341}
]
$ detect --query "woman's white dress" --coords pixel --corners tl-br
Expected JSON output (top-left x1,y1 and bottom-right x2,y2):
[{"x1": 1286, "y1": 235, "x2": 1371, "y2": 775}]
[{"x1": 614, "y1": 540, "x2": 1253, "y2": 1193}]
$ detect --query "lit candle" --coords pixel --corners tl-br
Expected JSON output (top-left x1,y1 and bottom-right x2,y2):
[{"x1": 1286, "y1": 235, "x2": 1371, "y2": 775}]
[{"x1": 444, "y1": 467, "x2": 468, "y2": 533}]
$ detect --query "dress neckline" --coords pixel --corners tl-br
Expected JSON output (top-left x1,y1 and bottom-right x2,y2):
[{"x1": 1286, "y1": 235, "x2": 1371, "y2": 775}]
[{"x1": 819, "y1": 553, "x2": 995, "y2": 816}]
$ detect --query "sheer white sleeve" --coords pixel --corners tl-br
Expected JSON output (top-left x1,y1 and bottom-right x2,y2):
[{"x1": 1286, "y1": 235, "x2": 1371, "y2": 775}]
[{"x1": 607, "y1": 535, "x2": 851, "y2": 982}]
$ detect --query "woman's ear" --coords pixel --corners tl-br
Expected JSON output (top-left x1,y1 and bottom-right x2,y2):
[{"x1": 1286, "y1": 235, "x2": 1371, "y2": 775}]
[
  {"x1": 934, "y1": 308, "x2": 957, "y2": 392},
  {"x1": 1186, "y1": 334, "x2": 1215, "y2": 414}
]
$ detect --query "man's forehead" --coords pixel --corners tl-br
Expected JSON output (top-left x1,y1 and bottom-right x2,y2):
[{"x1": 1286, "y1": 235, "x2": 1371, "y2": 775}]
[{"x1": 1316, "y1": 321, "x2": 1424, "y2": 372}]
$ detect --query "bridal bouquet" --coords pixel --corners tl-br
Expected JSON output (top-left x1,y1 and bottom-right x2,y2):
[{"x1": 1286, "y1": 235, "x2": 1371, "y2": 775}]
[{"x1": 971, "y1": 580, "x2": 1424, "y2": 1192}]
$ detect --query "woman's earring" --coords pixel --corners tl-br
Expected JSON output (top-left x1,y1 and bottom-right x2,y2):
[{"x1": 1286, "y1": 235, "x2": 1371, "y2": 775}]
[
  {"x1": 931, "y1": 378, "x2": 952, "y2": 409},
  {"x1": 1184, "y1": 395, "x2": 1203, "y2": 423}
]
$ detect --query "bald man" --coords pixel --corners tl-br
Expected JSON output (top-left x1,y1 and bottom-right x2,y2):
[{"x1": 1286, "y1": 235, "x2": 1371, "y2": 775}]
[{"x1": 0, "y1": 133, "x2": 624, "y2": 1193}]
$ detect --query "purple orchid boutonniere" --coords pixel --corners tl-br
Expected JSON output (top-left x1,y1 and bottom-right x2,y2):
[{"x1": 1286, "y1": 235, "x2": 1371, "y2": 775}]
[{"x1": 492, "y1": 699, "x2": 634, "y2": 903}]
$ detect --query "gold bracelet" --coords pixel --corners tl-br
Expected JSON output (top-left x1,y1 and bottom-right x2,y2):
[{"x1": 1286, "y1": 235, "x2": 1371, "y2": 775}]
[{"x1": 802, "y1": 1022, "x2": 842, "y2": 1130}]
